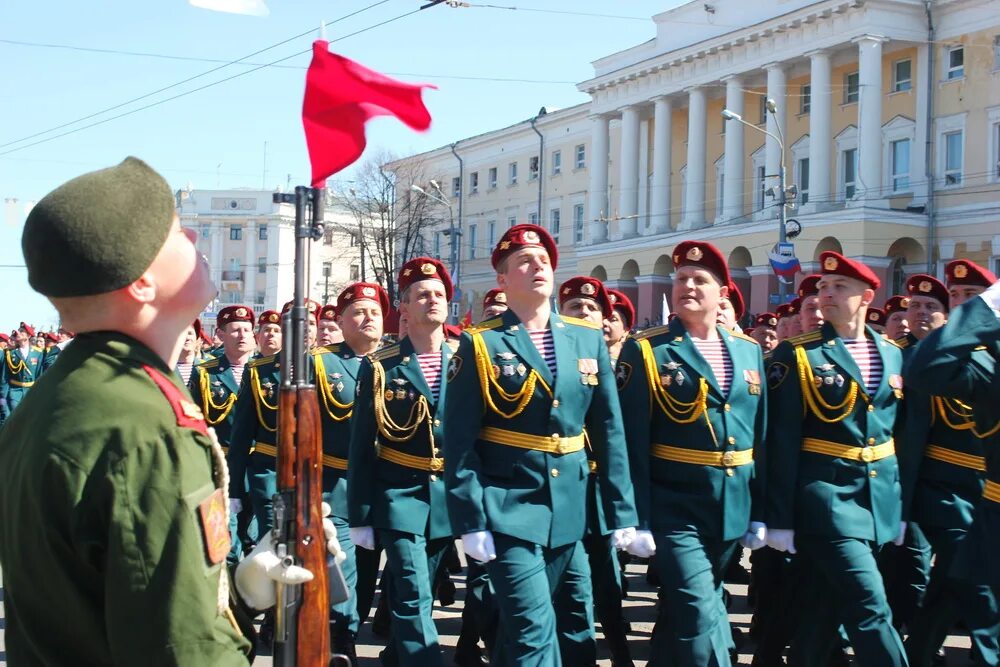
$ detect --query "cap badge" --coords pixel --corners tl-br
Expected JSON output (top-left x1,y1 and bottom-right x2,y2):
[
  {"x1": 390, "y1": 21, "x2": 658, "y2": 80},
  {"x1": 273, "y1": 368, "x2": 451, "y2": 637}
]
[
  {"x1": 362, "y1": 286, "x2": 376, "y2": 298},
  {"x1": 869, "y1": 312, "x2": 878, "y2": 321},
  {"x1": 495, "y1": 292, "x2": 506, "y2": 303},
  {"x1": 236, "y1": 307, "x2": 247, "y2": 317},
  {"x1": 403, "y1": 268, "x2": 412, "y2": 277},
  {"x1": 580, "y1": 282, "x2": 596, "y2": 296},
  {"x1": 499, "y1": 240, "x2": 511, "y2": 250},
  {"x1": 421, "y1": 263, "x2": 436, "y2": 275},
  {"x1": 954, "y1": 264, "x2": 968, "y2": 279},
  {"x1": 918, "y1": 280, "x2": 932, "y2": 293},
  {"x1": 824, "y1": 256, "x2": 839, "y2": 271},
  {"x1": 323, "y1": 308, "x2": 334, "y2": 318},
  {"x1": 768, "y1": 317, "x2": 777, "y2": 326},
  {"x1": 609, "y1": 293, "x2": 618, "y2": 304},
  {"x1": 686, "y1": 246, "x2": 703, "y2": 262},
  {"x1": 900, "y1": 297, "x2": 911, "y2": 308},
  {"x1": 523, "y1": 230, "x2": 540, "y2": 244},
  {"x1": 268, "y1": 314, "x2": 279, "y2": 323}
]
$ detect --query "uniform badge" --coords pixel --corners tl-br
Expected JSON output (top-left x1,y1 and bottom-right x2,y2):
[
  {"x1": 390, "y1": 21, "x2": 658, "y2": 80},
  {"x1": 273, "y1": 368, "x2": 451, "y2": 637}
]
[
  {"x1": 588, "y1": 374, "x2": 599, "y2": 386},
  {"x1": 491, "y1": 364, "x2": 501, "y2": 379},
  {"x1": 335, "y1": 382, "x2": 345, "y2": 393},
  {"x1": 675, "y1": 372, "x2": 685, "y2": 386},
  {"x1": 516, "y1": 363, "x2": 526, "y2": 377},
  {"x1": 815, "y1": 363, "x2": 835, "y2": 372},
  {"x1": 835, "y1": 374, "x2": 845, "y2": 387},
  {"x1": 889, "y1": 374, "x2": 904, "y2": 399},
  {"x1": 580, "y1": 282, "x2": 596, "y2": 296},
  {"x1": 744, "y1": 369, "x2": 761, "y2": 395},
  {"x1": 197, "y1": 488, "x2": 231, "y2": 566},
  {"x1": 660, "y1": 374, "x2": 673, "y2": 387},
  {"x1": 395, "y1": 389, "x2": 407, "y2": 400},
  {"x1": 663, "y1": 361, "x2": 680, "y2": 372},
  {"x1": 331, "y1": 373, "x2": 342, "y2": 380},
  {"x1": 385, "y1": 389, "x2": 395, "y2": 401},
  {"x1": 615, "y1": 362, "x2": 632, "y2": 390},
  {"x1": 954, "y1": 264, "x2": 968, "y2": 279},
  {"x1": 814, "y1": 376, "x2": 824, "y2": 388},
  {"x1": 502, "y1": 364, "x2": 516, "y2": 377},
  {"x1": 408, "y1": 390, "x2": 415, "y2": 401},
  {"x1": 447, "y1": 355, "x2": 463, "y2": 383},
  {"x1": 767, "y1": 362, "x2": 789, "y2": 389},
  {"x1": 578, "y1": 359, "x2": 598, "y2": 374},
  {"x1": 497, "y1": 351, "x2": 515, "y2": 361},
  {"x1": 823, "y1": 376, "x2": 834, "y2": 385}
]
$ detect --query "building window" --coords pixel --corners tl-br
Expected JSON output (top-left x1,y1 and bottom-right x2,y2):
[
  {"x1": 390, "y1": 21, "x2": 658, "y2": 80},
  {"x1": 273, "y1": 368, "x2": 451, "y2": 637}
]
[
  {"x1": 575, "y1": 144, "x2": 586, "y2": 169},
  {"x1": 890, "y1": 139, "x2": 911, "y2": 192},
  {"x1": 844, "y1": 72, "x2": 859, "y2": 104},
  {"x1": 452, "y1": 177, "x2": 461, "y2": 197},
  {"x1": 434, "y1": 231, "x2": 442, "y2": 258},
  {"x1": 508, "y1": 215, "x2": 517, "y2": 229},
  {"x1": 946, "y1": 46, "x2": 964, "y2": 80},
  {"x1": 549, "y1": 208, "x2": 560, "y2": 243},
  {"x1": 756, "y1": 165, "x2": 767, "y2": 210},
  {"x1": 488, "y1": 167, "x2": 497, "y2": 189},
  {"x1": 893, "y1": 60, "x2": 912, "y2": 92},
  {"x1": 573, "y1": 204, "x2": 585, "y2": 243},
  {"x1": 991, "y1": 112, "x2": 1000, "y2": 182},
  {"x1": 258, "y1": 256, "x2": 267, "y2": 274},
  {"x1": 258, "y1": 224, "x2": 268, "y2": 240},
  {"x1": 758, "y1": 95, "x2": 768, "y2": 124},
  {"x1": 994, "y1": 35, "x2": 1000, "y2": 71},
  {"x1": 323, "y1": 227, "x2": 334, "y2": 245},
  {"x1": 200, "y1": 224, "x2": 210, "y2": 239},
  {"x1": 714, "y1": 158, "x2": 725, "y2": 221},
  {"x1": 350, "y1": 264, "x2": 360, "y2": 281},
  {"x1": 230, "y1": 225, "x2": 243, "y2": 241},
  {"x1": 552, "y1": 150, "x2": 562, "y2": 176},
  {"x1": 467, "y1": 224, "x2": 477, "y2": 260},
  {"x1": 488, "y1": 220, "x2": 496, "y2": 249},
  {"x1": 798, "y1": 157, "x2": 810, "y2": 205},
  {"x1": 508, "y1": 162, "x2": 518, "y2": 185},
  {"x1": 470, "y1": 172, "x2": 479, "y2": 194},
  {"x1": 529, "y1": 156, "x2": 539, "y2": 181},
  {"x1": 255, "y1": 291, "x2": 265, "y2": 306},
  {"x1": 843, "y1": 148, "x2": 857, "y2": 199},
  {"x1": 528, "y1": 211, "x2": 539, "y2": 225},
  {"x1": 944, "y1": 131, "x2": 963, "y2": 185},
  {"x1": 800, "y1": 84, "x2": 811, "y2": 114},
  {"x1": 223, "y1": 290, "x2": 241, "y2": 303}
]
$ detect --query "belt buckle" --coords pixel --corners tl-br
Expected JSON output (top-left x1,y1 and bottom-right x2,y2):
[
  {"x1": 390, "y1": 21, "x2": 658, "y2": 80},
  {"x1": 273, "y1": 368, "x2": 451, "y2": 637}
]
[
  {"x1": 722, "y1": 451, "x2": 736, "y2": 467},
  {"x1": 554, "y1": 436, "x2": 567, "y2": 454},
  {"x1": 860, "y1": 446, "x2": 875, "y2": 463},
  {"x1": 429, "y1": 457, "x2": 444, "y2": 472}
]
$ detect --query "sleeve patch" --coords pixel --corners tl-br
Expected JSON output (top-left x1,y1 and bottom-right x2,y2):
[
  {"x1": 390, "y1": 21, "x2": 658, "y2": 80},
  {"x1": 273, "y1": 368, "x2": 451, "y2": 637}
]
[
  {"x1": 615, "y1": 361, "x2": 632, "y2": 391},
  {"x1": 197, "y1": 488, "x2": 231, "y2": 566},
  {"x1": 767, "y1": 362, "x2": 790, "y2": 389},
  {"x1": 447, "y1": 355, "x2": 463, "y2": 383}
]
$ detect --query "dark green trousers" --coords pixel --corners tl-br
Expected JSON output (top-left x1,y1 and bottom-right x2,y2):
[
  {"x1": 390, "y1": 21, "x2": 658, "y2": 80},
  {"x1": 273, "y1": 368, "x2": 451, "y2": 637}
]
[
  {"x1": 789, "y1": 536, "x2": 906, "y2": 667},
  {"x1": 487, "y1": 534, "x2": 590, "y2": 667},
  {"x1": 877, "y1": 523, "x2": 930, "y2": 631},
  {"x1": 649, "y1": 530, "x2": 737, "y2": 667},
  {"x1": 247, "y1": 454, "x2": 276, "y2": 534}
]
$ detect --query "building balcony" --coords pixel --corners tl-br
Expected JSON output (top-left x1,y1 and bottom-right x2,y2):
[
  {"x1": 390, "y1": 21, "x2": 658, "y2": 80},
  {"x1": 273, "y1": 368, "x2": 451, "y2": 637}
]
[{"x1": 221, "y1": 270, "x2": 245, "y2": 282}]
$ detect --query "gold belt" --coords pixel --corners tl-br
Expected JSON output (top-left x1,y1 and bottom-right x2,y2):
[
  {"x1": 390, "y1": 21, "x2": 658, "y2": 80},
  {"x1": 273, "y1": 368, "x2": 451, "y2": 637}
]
[
  {"x1": 253, "y1": 443, "x2": 278, "y2": 458},
  {"x1": 801, "y1": 437, "x2": 895, "y2": 463},
  {"x1": 925, "y1": 444, "x2": 986, "y2": 472},
  {"x1": 376, "y1": 445, "x2": 444, "y2": 472},
  {"x1": 479, "y1": 426, "x2": 585, "y2": 455},
  {"x1": 651, "y1": 444, "x2": 754, "y2": 468},
  {"x1": 9, "y1": 379, "x2": 33, "y2": 388},
  {"x1": 984, "y1": 480, "x2": 1000, "y2": 504},
  {"x1": 323, "y1": 454, "x2": 349, "y2": 470}
]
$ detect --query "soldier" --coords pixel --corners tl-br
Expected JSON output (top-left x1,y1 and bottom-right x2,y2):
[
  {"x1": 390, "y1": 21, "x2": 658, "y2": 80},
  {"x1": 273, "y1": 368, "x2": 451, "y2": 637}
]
[
  {"x1": 348, "y1": 257, "x2": 455, "y2": 666},
  {"x1": 719, "y1": 281, "x2": 745, "y2": 332},
  {"x1": 319, "y1": 302, "x2": 345, "y2": 346},
  {"x1": 1, "y1": 321, "x2": 46, "y2": 415},
  {"x1": 798, "y1": 274, "x2": 824, "y2": 333},
  {"x1": 444, "y1": 224, "x2": 637, "y2": 666},
  {"x1": 605, "y1": 288, "x2": 635, "y2": 365},
  {"x1": 617, "y1": 240, "x2": 767, "y2": 666},
  {"x1": 902, "y1": 262, "x2": 999, "y2": 666},
  {"x1": 482, "y1": 288, "x2": 508, "y2": 320},
  {"x1": 750, "y1": 313, "x2": 779, "y2": 354},
  {"x1": 176, "y1": 321, "x2": 201, "y2": 384},
  {"x1": 774, "y1": 302, "x2": 797, "y2": 341},
  {"x1": 867, "y1": 307, "x2": 887, "y2": 334},
  {"x1": 884, "y1": 295, "x2": 910, "y2": 341},
  {"x1": 765, "y1": 251, "x2": 907, "y2": 666},
  {"x1": 312, "y1": 281, "x2": 388, "y2": 660},
  {"x1": 256, "y1": 309, "x2": 282, "y2": 357},
  {"x1": 0, "y1": 157, "x2": 255, "y2": 664}
]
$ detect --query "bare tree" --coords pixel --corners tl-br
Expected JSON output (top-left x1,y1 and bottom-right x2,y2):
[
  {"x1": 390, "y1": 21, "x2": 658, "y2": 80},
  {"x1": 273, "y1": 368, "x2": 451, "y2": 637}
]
[{"x1": 331, "y1": 149, "x2": 440, "y2": 304}]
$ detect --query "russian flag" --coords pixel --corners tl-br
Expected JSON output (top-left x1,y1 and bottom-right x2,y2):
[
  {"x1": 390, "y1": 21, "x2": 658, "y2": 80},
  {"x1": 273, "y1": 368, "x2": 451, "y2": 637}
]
[{"x1": 767, "y1": 245, "x2": 801, "y2": 284}]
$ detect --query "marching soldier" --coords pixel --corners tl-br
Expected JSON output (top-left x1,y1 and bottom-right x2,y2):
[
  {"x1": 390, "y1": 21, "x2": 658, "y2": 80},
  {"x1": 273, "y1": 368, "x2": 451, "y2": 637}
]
[
  {"x1": 319, "y1": 302, "x2": 345, "y2": 346},
  {"x1": 867, "y1": 307, "x2": 887, "y2": 334},
  {"x1": 774, "y1": 302, "x2": 797, "y2": 341},
  {"x1": 719, "y1": 281, "x2": 745, "y2": 332},
  {"x1": 176, "y1": 321, "x2": 202, "y2": 384},
  {"x1": 348, "y1": 258, "x2": 455, "y2": 666},
  {"x1": 255, "y1": 310, "x2": 282, "y2": 357},
  {"x1": 884, "y1": 295, "x2": 910, "y2": 341},
  {"x1": 444, "y1": 224, "x2": 637, "y2": 666},
  {"x1": 605, "y1": 288, "x2": 635, "y2": 365},
  {"x1": 618, "y1": 240, "x2": 767, "y2": 666},
  {"x1": 749, "y1": 313, "x2": 779, "y2": 354},
  {"x1": 482, "y1": 288, "x2": 509, "y2": 320},
  {"x1": 1, "y1": 322, "x2": 46, "y2": 415},
  {"x1": 902, "y1": 262, "x2": 999, "y2": 666},
  {"x1": 312, "y1": 282, "x2": 388, "y2": 660},
  {"x1": 765, "y1": 251, "x2": 907, "y2": 666},
  {"x1": 189, "y1": 305, "x2": 257, "y2": 567},
  {"x1": 798, "y1": 274, "x2": 824, "y2": 333}
]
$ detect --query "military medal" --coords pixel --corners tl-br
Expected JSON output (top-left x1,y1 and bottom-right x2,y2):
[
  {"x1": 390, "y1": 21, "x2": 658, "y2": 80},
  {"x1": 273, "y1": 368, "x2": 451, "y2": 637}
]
[
  {"x1": 823, "y1": 376, "x2": 834, "y2": 385},
  {"x1": 396, "y1": 389, "x2": 406, "y2": 400},
  {"x1": 889, "y1": 374, "x2": 904, "y2": 399},
  {"x1": 408, "y1": 390, "x2": 415, "y2": 401},
  {"x1": 663, "y1": 361, "x2": 680, "y2": 371},
  {"x1": 814, "y1": 376, "x2": 823, "y2": 388},
  {"x1": 835, "y1": 374, "x2": 845, "y2": 387},
  {"x1": 502, "y1": 364, "x2": 515, "y2": 377},
  {"x1": 588, "y1": 374, "x2": 598, "y2": 386},
  {"x1": 660, "y1": 374, "x2": 673, "y2": 387},
  {"x1": 385, "y1": 389, "x2": 394, "y2": 401},
  {"x1": 675, "y1": 372, "x2": 684, "y2": 386},
  {"x1": 516, "y1": 363, "x2": 526, "y2": 377},
  {"x1": 491, "y1": 364, "x2": 501, "y2": 379},
  {"x1": 335, "y1": 382, "x2": 345, "y2": 393},
  {"x1": 497, "y1": 352, "x2": 515, "y2": 361}
]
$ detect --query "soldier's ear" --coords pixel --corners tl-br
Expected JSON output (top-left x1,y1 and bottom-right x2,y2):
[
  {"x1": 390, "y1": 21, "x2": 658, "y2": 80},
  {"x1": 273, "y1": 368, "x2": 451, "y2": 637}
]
[
  {"x1": 123, "y1": 271, "x2": 157, "y2": 305},
  {"x1": 860, "y1": 287, "x2": 876, "y2": 307}
]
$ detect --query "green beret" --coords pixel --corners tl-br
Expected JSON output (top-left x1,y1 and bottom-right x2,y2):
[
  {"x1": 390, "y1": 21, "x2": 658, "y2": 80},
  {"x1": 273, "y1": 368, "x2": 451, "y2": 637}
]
[{"x1": 23, "y1": 156, "x2": 175, "y2": 298}]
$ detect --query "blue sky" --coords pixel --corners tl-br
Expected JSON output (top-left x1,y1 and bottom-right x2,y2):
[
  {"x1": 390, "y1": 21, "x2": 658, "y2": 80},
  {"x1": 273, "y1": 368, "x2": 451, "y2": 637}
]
[{"x1": 0, "y1": 0, "x2": 680, "y2": 328}]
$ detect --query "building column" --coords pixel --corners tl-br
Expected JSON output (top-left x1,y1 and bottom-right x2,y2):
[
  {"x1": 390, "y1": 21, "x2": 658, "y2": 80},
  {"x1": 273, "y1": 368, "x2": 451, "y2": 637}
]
[
  {"x1": 587, "y1": 114, "x2": 610, "y2": 244},
  {"x1": 722, "y1": 75, "x2": 745, "y2": 221},
  {"x1": 618, "y1": 105, "x2": 641, "y2": 238},
  {"x1": 650, "y1": 96, "x2": 673, "y2": 234},
  {"x1": 806, "y1": 50, "x2": 832, "y2": 211},
  {"x1": 747, "y1": 264, "x2": 777, "y2": 314},
  {"x1": 764, "y1": 63, "x2": 787, "y2": 211},
  {"x1": 635, "y1": 274, "x2": 671, "y2": 327},
  {"x1": 912, "y1": 43, "x2": 930, "y2": 205},
  {"x1": 856, "y1": 35, "x2": 887, "y2": 205},
  {"x1": 638, "y1": 118, "x2": 650, "y2": 234},
  {"x1": 243, "y1": 220, "x2": 257, "y2": 304},
  {"x1": 680, "y1": 87, "x2": 707, "y2": 230},
  {"x1": 210, "y1": 222, "x2": 223, "y2": 288}
]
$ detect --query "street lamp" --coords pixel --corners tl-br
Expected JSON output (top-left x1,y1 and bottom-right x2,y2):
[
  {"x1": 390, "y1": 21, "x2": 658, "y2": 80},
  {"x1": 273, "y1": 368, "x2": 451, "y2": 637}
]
[
  {"x1": 411, "y1": 183, "x2": 462, "y2": 322},
  {"x1": 722, "y1": 100, "x2": 794, "y2": 301}
]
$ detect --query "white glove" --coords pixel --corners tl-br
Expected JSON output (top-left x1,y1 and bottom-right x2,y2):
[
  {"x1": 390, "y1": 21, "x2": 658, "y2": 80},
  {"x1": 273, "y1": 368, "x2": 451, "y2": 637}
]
[
  {"x1": 229, "y1": 498, "x2": 242, "y2": 515},
  {"x1": 626, "y1": 530, "x2": 656, "y2": 558},
  {"x1": 350, "y1": 526, "x2": 375, "y2": 551},
  {"x1": 321, "y1": 502, "x2": 347, "y2": 566},
  {"x1": 894, "y1": 521, "x2": 907, "y2": 547},
  {"x1": 740, "y1": 522, "x2": 768, "y2": 550},
  {"x1": 980, "y1": 279, "x2": 1000, "y2": 315},
  {"x1": 611, "y1": 527, "x2": 636, "y2": 550},
  {"x1": 461, "y1": 530, "x2": 497, "y2": 563},
  {"x1": 766, "y1": 528, "x2": 796, "y2": 554}
]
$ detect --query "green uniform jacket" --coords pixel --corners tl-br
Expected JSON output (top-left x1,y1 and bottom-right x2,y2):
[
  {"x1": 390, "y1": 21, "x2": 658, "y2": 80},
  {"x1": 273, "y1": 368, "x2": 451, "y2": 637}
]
[
  {"x1": 897, "y1": 333, "x2": 987, "y2": 528},
  {"x1": 348, "y1": 336, "x2": 452, "y2": 539},
  {"x1": 0, "y1": 345, "x2": 45, "y2": 399},
  {"x1": 443, "y1": 309, "x2": 637, "y2": 548},
  {"x1": 189, "y1": 354, "x2": 242, "y2": 448},
  {"x1": 765, "y1": 322, "x2": 904, "y2": 544},
  {"x1": 0, "y1": 332, "x2": 250, "y2": 665},
  {"x1": 40, "y1": 344, "x2": 61, "y2": 373},
  {"x1": 617, "y1": 319, "x2": 767, "y2": 541},
  {"x1": 313, "y1": 342, "x2": 364, "y2": 519},
  {"x1": 226, "y1": 353, "x2": 280, "y2": 498}
]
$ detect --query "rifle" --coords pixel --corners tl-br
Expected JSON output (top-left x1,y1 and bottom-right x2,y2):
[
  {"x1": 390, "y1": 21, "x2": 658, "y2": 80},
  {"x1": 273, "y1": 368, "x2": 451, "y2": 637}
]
[{"x1": 272, "y1": 185, "x2": 349, "y2": 666}]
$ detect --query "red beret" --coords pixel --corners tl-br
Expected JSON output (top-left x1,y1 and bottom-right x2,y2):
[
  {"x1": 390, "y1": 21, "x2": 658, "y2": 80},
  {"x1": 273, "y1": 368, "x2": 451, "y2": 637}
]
[
  {"x1": 944, "y1": 259, "x2": 997, "y2": 288},
  {"x1": 775, "y1": 302, "x2": 797, "y2": 319},
  {"x1": 398, "y1": 257, "x2": 453, "y2": 301},
  {"x1": 43, "y1": 331, "x2": 58, "y2": 343},
  {"x1": 866, "y1": 307, "x2": 886, "y2": 327},
  {"x1": 797, "y1": 274, "x2": 821, "y2": 298},
  {"x1": 336, "y1": 282, "x2": 389, "y2": 317},
  {"x1": 905, "y1": 274, "x2": 949, "y2": 312},
  {"x1": 819, "y1": 251, "x2": 880, "y2": 290},
  {"x1": 19, "y1": 321, "x2": 35, "y2": 337},
  {"x1": 790, "y1": 297, "x2": 802, "y2": 314},
  {"x1": 726, "y1": 282, "x2": 745, "y2": 320},
  {"x1": 559, "y1": 276, "x2": 612, "y2": 317},
  {"x1": 281, "y1": 298, "x2": 321, "y2": 325},
  {"x1": 482, "y1": 288, "x2": 507, "y2": 310},
  {"x1": 257, "y1": 310, "x2": 281, "y2": 327},
  {"x1": 607, "y1": 288, "x2": 635, "y2": 330},
  {"x1": 672, "y1": 240, "x2": 731, "y2": 286},
  {"x1": 0, "y1": 333, "x2": 9, "y2": 343},
  {"x1": 191, "y1": 319, "x2": 203, "y2": 339},
  {"x1": 744, "y1": 327, "x2": 755, "y2": 336},
  {"x1": 320, "y1": 304, "x2": 338, "y2": 321},
  {"x1": 217, "y1": 305, "x2": 255, "y2": 329},
  {"x1": 883, "y1": 295, "x2": 909, "y2": 316},
  {"x1": 755, "y1": 312, "x2": 778, "y2": 328},
  {"x1": 492, "y1": 224, "x2": 558, "y2": 270}
]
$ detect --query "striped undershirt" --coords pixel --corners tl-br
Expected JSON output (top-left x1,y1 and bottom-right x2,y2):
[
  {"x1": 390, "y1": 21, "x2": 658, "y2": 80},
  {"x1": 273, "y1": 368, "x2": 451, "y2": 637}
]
[
  {"x1": 176, "y1": 362, "x2": 194, "y2": 386},
  {"x1": 416, "y1": 352, "x2": 442, "y2": 402},
  {"x1": 231, "y1": 364, "x2": 245, "y2": 387},
  {"x1": 690, "y1": 337, "x2": 733, "y2": 395},
  {"x1": 843, "y1": 337, "x2": 883, "y2": 394},
  {"x1": 527, "y1": 329, "x2": 557, "y2": 378}
]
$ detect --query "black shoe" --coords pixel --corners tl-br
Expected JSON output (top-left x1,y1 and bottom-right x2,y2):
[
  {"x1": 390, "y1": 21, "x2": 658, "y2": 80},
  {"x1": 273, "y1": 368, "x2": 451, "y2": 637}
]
[
  {"x1": 331, "y1": 631, "x2": 358, "y2": 665},
  {"x1": 372, "y1": 593, "x2": 391, "y2": 638},
  {"x1": 438, "y1": 577, "x2": 457, "y2": 607},
  {"x1": 454, "y1": 642, "x2": 488, "y2": 667},
  {"x1": 931, "y1": 647, "x2": 946, "y2": 666}
]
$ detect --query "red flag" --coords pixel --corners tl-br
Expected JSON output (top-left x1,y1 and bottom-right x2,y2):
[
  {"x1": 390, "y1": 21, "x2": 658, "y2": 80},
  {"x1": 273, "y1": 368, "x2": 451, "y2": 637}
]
[
  {"x1": 460, "y1": 309, "x2": 473, "y2": 329},
  {"x1": 302, "y1": 41, "x2": 435, "y2": 186}
]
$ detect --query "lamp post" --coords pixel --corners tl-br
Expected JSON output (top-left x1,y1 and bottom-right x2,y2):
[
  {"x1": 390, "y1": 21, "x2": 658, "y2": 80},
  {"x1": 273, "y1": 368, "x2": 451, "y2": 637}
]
[
  {"x1": 722, "y1": 101, "x2": 793, "y2": 301},
  {"x1": 411, "y1": 182, "x2": 462, "y2": 322}
]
